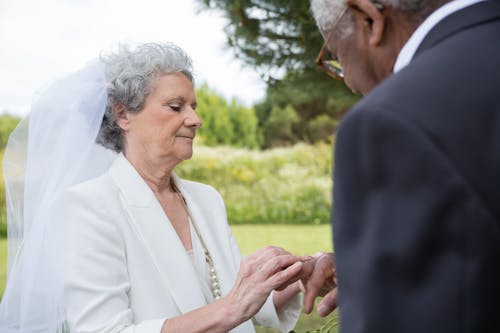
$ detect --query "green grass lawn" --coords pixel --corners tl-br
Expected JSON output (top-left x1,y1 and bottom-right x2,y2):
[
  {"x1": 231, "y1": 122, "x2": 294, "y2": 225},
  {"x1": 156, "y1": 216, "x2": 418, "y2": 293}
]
[
  {"x1": 0, "y1": 225, "x2": 337, "y2": 332},
  {"x1": 230, "y1": 224, "x2": 332, "y2": 256}
]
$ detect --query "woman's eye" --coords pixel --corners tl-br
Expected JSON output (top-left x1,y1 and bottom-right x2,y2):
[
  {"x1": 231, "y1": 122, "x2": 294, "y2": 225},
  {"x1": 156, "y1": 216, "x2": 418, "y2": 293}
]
[{"x1": 168, "y1": 104, "x2": 182, "y2": 112}]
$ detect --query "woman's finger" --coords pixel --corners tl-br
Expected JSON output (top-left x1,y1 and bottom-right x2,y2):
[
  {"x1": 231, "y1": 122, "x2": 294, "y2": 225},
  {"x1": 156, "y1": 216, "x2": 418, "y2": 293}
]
[
  {"x1": 258, "y1": 254, "x2": 302, "y2": 278},
  {"x1": 266, "y1": 261, "x2": 303, "y2": 290}
]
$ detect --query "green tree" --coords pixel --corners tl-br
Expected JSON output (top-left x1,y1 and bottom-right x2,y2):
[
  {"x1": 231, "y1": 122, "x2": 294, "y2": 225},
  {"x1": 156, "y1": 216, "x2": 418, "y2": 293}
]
[
  {"x1": 263, "y1": 104, "x2": 299, "y2": 147},
  {"x1": 229, "y1": 100, "x2": 261, "y2": 148},
  {"x1": 196, "y1": 84, "x2": 261, "y2": 148},
  {"x1": 196, "y1": 84, "x2": 234, "y2": 146},
  {"x1": 196, "y1": 0, "x2": 323, "y2": 76},
  {"x1": 196, "y1": 0, "x2": 359, "y2": 146},
  {"x1": 256, "y1": 69, "x2": 357, "y2": 147}
]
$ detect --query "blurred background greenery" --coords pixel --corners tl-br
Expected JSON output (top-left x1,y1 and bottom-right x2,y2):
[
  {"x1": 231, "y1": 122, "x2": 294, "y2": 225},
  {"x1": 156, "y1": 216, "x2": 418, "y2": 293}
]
[{"x1": 177, "y1": 142, "x2": 333, "y2": 225}]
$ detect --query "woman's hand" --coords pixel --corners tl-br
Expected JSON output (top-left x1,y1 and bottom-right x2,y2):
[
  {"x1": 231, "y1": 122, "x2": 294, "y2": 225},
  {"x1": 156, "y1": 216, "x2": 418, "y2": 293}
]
[
  {"x1": 223, "y1": 246, "x2": 304, "y2": 327},
  {"x1": 161, "y1": 246, "x2": 304, "y2": 333}
]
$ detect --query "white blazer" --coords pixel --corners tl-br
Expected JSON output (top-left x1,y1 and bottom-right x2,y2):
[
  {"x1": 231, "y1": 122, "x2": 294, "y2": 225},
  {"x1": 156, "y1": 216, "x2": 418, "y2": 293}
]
[{"x1": 63, "y1": 154, "x2": 301, "y2": 333}]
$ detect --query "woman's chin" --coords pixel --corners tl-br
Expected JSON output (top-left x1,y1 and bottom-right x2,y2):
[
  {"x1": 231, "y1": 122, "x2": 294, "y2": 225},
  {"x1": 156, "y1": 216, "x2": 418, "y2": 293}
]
[{"x1": 179, "y1": 150, "x2": 194, "y2": 161}]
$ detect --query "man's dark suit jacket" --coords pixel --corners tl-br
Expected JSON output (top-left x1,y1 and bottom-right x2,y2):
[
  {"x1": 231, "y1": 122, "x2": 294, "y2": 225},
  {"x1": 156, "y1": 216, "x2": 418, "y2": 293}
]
[{"x1": 333, "y1": 1, "x2": 500, "y2": 332}]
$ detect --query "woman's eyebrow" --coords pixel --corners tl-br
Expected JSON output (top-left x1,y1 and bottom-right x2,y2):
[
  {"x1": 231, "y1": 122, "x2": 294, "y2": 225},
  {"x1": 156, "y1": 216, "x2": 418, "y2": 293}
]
[{"x1": 164, "y1": 96, "x2": 186, "y2": 103}]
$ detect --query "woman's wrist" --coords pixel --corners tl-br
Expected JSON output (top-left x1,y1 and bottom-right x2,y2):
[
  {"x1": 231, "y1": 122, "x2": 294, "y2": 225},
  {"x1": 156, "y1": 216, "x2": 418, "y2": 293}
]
[
  {"x1": 216, "y1": 294, "x2": 246, "y2": 331},
  {"x1": 160, "y1": 296, "x2": 243, "y2": 333}
]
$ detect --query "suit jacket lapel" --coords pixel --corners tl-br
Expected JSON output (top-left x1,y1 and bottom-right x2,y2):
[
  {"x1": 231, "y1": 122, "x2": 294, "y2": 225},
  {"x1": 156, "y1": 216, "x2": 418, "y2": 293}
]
[
  {"x1": 108, "y1": 154, "x2": 207, "y2": 313},
  {"x1": 416, "y1": 0, "x2": 500, "y2": 56}
]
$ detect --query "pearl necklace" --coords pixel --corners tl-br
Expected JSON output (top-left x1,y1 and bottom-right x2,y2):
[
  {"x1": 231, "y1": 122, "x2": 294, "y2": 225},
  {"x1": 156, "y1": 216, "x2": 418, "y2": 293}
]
[{"x1": 173, "y1": 183, "x2": 222, "y2": 301}]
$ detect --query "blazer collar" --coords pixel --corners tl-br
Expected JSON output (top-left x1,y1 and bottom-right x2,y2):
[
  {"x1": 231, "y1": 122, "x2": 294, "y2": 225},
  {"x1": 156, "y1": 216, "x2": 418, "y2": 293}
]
[
  {"x1": 108, "y1": 154, "x2": 208, "y2": 313},
  {"x1": 108, "y1": 154, "x2": 155, "y2": 207},
  {"x1": 416, "y1": 0, "x2": 500, "y2": 56}
]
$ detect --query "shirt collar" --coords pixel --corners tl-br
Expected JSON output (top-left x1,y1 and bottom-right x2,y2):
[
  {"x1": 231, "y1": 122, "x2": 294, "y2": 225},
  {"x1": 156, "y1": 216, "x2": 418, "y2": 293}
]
[{"x1": 393, "y1": 0, "x2": 486, "y2": 73}]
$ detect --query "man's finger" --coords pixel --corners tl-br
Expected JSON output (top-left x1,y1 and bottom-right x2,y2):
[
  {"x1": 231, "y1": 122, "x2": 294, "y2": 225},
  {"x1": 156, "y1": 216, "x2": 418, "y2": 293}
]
[
  {"x1": 302, "y1": 253, "x2": 336, "y2": 314},
  {"x1": 303, "y1": 280, "x2": 320, "y2": 314},
  {"x1": 317, "y1": 288, "x2": 338, "y2": 317},
  {"x1": 303, "y1": 263, "x2": 325, "y2": 314}
]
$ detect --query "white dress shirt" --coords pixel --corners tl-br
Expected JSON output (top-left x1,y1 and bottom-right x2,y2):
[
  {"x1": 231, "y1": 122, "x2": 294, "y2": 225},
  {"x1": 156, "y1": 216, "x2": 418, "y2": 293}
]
[{"x1": 393, "y1": 0, "x2": 486, "y2": 73}]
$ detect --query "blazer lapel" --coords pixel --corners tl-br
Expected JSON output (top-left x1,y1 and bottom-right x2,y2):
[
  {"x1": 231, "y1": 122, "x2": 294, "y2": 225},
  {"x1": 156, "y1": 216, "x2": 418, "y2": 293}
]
[
  {"x1": 415, "y1": 0, "x2": 500, "y2": 56},
  {"x1": 173, "y1": 176, "x2": 258, "y2": 333},
  {"x1": 108, "y1": 154, "x2": 207, "y2": 313},
  {"x1": 173, "y1": 175, "x2": 237, "y2": 298}
]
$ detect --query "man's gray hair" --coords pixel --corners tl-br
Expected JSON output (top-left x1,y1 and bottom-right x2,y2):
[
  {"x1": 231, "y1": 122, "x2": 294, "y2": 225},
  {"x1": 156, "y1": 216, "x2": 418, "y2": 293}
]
[
  {"x1": 311, "y1": 0, "x2": 430, "y2": 37},
  {"x1": 311, "y1": 0, "x2": 348, "y2": 35},
  {"x1": 97, "y1": 42, "x2": 194, "y2": 152}
]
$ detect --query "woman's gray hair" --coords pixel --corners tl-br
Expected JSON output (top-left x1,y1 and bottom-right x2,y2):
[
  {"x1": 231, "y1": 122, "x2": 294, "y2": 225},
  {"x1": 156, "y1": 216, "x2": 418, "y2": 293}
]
[{"x1": 96, "y1": 42, "x2": 194, "y2": 152}]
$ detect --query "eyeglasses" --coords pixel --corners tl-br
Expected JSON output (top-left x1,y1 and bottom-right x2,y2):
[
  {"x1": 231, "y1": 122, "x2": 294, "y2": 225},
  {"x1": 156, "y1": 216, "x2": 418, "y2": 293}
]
[{"x1": 315, "y1": 6, "x2": 349, "y2": 81}]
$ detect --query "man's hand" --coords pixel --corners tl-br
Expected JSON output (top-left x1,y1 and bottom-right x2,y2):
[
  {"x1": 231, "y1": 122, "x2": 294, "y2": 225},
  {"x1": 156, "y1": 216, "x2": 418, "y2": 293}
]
[{"x1": 301, "y1": 252, "x2": 338, "y2": 317}]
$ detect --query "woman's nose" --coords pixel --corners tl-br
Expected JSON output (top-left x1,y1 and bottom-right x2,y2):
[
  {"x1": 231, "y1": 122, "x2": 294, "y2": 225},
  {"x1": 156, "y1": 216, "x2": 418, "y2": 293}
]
[{"x1": 185, "y1": 107, "x2": 202, "y2": 128}]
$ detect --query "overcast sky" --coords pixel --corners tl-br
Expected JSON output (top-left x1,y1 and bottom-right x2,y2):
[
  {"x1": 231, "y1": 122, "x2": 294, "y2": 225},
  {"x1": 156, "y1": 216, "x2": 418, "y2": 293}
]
[{"x1": 0, "y1": 0, "x2": 267, "y2": 116}]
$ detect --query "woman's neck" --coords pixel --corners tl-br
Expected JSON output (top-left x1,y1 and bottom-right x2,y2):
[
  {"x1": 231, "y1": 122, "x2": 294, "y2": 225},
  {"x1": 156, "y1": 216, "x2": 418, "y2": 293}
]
[{"x1": 124, "y1": 149, "x2": 179, "y2": 194}]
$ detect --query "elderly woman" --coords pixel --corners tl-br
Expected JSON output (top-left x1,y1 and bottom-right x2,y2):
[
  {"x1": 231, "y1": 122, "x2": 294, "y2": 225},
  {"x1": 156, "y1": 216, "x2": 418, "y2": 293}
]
[{"x1": 0, "y1": 43, "x2": 302, "y2": 333}]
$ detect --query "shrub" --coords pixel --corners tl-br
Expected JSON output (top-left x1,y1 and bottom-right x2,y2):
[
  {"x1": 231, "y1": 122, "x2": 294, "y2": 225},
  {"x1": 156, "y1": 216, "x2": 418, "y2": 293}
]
[
  {"x1": 0, "y1": 114, "x2": 20, "y2": 151},
  {"x1": 176, "y1": 143, "x2": 333, "y2": 224},
  {"x1": 0, "y1": 143, "x2": 334, "y2": 238}
]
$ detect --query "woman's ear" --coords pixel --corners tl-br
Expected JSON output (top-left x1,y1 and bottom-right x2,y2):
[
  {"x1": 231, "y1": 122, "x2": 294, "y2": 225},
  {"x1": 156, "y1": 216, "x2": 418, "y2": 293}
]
[
  {"x1": 347, "y1": 0, "x2": 385, "y2": 46},
  {"x1": 112, "y1": 103, "x2": 130, "y2": 131}
]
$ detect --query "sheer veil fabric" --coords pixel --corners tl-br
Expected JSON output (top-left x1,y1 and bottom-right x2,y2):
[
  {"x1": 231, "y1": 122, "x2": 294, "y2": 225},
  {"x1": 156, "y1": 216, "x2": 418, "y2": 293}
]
[{"x1": 0, "y1": 60, "x2": 116, "y2": 332}]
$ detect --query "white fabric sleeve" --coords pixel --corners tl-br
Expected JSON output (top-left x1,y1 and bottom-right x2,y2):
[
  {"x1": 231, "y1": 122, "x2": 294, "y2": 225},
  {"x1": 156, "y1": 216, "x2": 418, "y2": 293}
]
[
  {"x1": 217, "y1": 192, "x2": 302, "y2": 333},
  {"x1": 253, "y1": 291, "x2": 302, "y2": 333},
  {"x1": 63, "y1": 188, "x2": 166, "y2": 333}
]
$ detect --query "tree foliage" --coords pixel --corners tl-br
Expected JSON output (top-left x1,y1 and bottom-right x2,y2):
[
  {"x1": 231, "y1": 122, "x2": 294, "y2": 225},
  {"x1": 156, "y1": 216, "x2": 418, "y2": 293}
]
[
  {"x1": 256, "y1": 69, "x2": 358, "y2": 147},
  {"x1": 196, "y1": 84, "x2": 261, "y2": 148},
  {"x1": 197, "y1": 0, "x2": 323, "y2": 78},
  {"x1": 196, "y1": 0, "x2": 359, "y2": 147}
]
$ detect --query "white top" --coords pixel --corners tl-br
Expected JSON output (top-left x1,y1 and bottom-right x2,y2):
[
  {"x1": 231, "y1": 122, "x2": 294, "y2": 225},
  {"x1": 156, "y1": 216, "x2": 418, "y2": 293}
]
[
  {"x1": 393, "y1": 0, "x2": 486, "y2": 73},
  {"x1": 188, "y1": 219, "x2": 216, "y2": 304}
]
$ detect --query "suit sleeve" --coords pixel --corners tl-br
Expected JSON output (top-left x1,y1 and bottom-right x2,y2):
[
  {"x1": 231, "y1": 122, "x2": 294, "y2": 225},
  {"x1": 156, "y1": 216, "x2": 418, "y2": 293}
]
[
  {"x1": 62, "y1": 188, "x2": 166, "y2": 333},
  {"x1": 332, "y1": 107, "x2": 493, "y2": 332}
]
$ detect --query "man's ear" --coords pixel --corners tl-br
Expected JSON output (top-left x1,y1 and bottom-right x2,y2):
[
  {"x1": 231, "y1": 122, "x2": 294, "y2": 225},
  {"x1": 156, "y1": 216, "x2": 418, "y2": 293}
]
[
  {"x1": 346, "y1": 0, "x2": 385, "y2": 46},
  {"x1": 113, "y1": 103, "x2": 130, "y2": 131}
]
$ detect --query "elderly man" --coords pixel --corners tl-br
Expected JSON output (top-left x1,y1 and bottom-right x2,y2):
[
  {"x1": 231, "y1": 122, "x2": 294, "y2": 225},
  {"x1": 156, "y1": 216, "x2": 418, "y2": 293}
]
[{"x1": 303, "y1": 0, "x2": 500, "y2": 331}]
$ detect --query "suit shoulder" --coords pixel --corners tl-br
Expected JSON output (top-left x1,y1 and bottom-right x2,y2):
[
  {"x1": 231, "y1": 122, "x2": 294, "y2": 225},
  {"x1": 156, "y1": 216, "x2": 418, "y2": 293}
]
[
  {"x1": 65, "y1": 172, "x2": 112, "y2": 193},
  {"x1": 340, "y1": 60, "x2": 441, "y2": 131},
  {"x1": 63, "y1": 172, "x2": 117, "y2": 208},
  {"x1": 337, "y1": 87, "x2": 399, "y2": 133}
]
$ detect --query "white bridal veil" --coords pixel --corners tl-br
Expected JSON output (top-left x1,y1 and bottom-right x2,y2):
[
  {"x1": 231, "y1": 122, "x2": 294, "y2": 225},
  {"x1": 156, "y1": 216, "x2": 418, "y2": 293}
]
[{"x1": 0, "y1": 59, "x2": 116, "y2": 332}]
